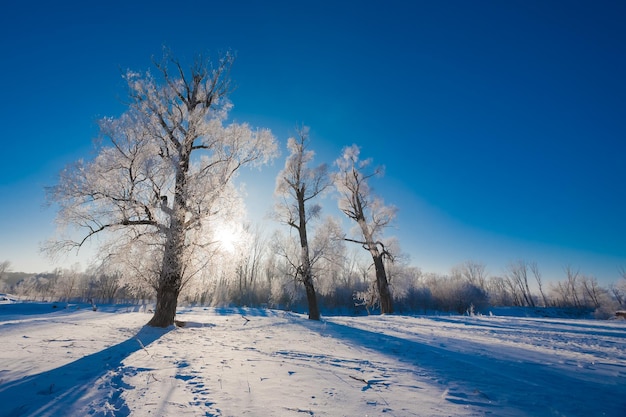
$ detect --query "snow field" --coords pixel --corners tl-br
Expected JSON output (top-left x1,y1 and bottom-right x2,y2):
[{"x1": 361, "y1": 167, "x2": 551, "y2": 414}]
[{"x1": 0, "y1": 304, "x2": 625, "y2": 416}]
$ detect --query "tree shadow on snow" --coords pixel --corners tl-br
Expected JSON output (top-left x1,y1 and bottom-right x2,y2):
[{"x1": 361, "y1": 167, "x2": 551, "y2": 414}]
[
  {"x1": 209, "y1": 307, "x2": 283, "y2": 317},
  {"x1": 299, "y1": 319, "x2": 626, "y2": 417},
  {"x1": 0, "y1": 325, "x2": 171, "y2": 417}
]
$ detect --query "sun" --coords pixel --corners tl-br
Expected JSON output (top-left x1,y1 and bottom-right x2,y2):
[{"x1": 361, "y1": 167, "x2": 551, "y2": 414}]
[{"x1": 213, "y1": 223, "x2": 240, "y2": 253}]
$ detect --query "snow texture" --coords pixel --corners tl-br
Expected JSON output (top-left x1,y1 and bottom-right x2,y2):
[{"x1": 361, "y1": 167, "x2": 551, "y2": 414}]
[{"x1": 0, "y1": 303, "x2": 624, "y2": 416}]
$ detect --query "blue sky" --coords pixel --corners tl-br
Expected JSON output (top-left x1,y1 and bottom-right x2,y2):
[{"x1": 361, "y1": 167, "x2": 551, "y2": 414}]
[{"x1": 0, "y1": 1, "x2": 624, "y2": 284}]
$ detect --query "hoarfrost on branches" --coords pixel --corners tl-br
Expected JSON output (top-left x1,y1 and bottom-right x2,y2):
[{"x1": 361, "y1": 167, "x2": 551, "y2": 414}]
[
  {"x1": 333, "y1": 144, "x2": 396, "y2": 314},
  {"x1": 46, "y1": 51, "x2": 278, "y2": 326},
  {"x1": 273, "y1": 127, "x2": 330, "y2": 320}
]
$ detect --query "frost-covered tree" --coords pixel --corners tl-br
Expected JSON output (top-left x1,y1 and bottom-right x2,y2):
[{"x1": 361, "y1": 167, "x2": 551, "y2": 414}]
[
  {"x1": 486, "y1": 275, "x2": 516, "y2": 306},
  {"x1": 274, "y1": 127, "x2": 330, "y2": 320},
  {"x1": 452, "y1": 261, "x2": 488, "y2": 293},
  {"x1": 47, "y1": 52, "x2": 278, "y2": 326},
  {"x1": 0, "y1": 261, "x2": 10, "y2": 288},
  {"x1": 94, "y1": 271, "x2": 123, "y2": 303},
  {"x1": 311, "y1": 216, "x2": 348, "y2": 298},
  {"x1": 55, "y1": 264, "x2": 83, "y2": 302},
  {"x1": 269, "y1": 230, "x2": 306, "y2": 307},
  {"x1": 333, "y1": 145, "x2": 396, "y2": 314}
]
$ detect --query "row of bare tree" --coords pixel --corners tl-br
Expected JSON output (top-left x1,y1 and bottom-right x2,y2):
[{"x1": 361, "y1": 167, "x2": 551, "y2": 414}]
[
  {"x1": 42, "y1": 51, "x2": 400, "y2": 326},
  {"x1": 2, "y1": 253, "x2": 625, "y2": 319}
]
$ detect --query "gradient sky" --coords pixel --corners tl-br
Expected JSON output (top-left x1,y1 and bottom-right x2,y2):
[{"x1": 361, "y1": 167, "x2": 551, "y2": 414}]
[{"x1": 1, "y1": 1, "x2": 624, "y2": 284}]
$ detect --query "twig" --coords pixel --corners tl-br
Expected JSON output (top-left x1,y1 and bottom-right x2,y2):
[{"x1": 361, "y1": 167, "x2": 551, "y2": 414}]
[
  {"x1": 135, "y1": 337, "x2": 151, "y2": 357},
  {"x1": 284, "y1": 407, "x2": 314, "y2": 415},
  {"x1": 349, "y1": 375, "x2": 368, "y2": 385}
]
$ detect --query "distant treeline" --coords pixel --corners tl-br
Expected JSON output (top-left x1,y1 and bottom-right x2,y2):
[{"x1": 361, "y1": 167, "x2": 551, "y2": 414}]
[{"x1": 2, "y1": 259, "x2": 624, "y2": 319}]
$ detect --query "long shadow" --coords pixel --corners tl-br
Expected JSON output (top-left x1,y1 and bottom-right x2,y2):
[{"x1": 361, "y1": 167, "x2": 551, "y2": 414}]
[
  {"x1": 426, "y1": 315, "x2": 626, "y2": 339},
  {"x1": 208, "y1": 307, "x2": 282, "y2": 317},
  {"x1": 298, "y1": 318, "x2": 626, "y2": 417},
  {"x1": 0, "y1": 325, "x2": 171, "y2": 417}
]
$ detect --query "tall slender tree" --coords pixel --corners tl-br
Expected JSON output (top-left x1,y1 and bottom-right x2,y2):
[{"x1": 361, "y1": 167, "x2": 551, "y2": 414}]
[
  {"x1": 274, "y1": 127, "x2": 329, "y2": 320},
  {"x1": 333, "y1": 145, "x2": 396, "y2": 314},
  {"x1": 47, "y1": 52, "x2": 278, "y2": 326}
]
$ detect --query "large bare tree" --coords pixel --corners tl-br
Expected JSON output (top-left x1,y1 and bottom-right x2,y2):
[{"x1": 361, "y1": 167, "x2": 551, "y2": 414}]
[
  {"x1": 333, "y1": 145, "x2": 396, "y2": 314},
  {"x1": 274, "y1": 127, "x2": 329, "y2": 320},
  {"x1": 47, "y1": 52, "x2": 278, "y2": 326}
]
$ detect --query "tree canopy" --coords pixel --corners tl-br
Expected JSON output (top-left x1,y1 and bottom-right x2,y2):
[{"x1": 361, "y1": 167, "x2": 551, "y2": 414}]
[{"x1": 47, "y1": 52, "x2": 278, "y2": 326}]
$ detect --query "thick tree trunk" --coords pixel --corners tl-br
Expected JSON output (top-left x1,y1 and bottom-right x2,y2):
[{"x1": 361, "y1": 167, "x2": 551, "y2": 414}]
[
  {"x1": 148, "y1": 166, "x2": 187, "y2": 327},
  {"x1": 373, "y1": 254, "x2": 393, "y2": 314},
  {"x1": 147, "y1": 239, "x2": 184, "y2": 326},
  {"x1": 147, "y1": 277, "x2": 181, "y2": 327}
]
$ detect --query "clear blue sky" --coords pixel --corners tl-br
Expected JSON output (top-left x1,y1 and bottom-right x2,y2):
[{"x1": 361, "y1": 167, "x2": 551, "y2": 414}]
[{"x1": 0, "y1": 1, "x2": 624, "y2": 284}]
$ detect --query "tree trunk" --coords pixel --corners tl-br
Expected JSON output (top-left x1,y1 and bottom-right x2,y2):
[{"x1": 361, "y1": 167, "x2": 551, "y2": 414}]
[
  {"x1": 373, "y1": 254, "x2": 393, "y2": 314},
  {"x1": 299, "y1": 246, "x2": 320, "y2": 321},
  {"x1": 147, "y1": 277, "x2": 181, "y2": 327},
  {"x1": 148, "y1": 166, "x2": 187, "y2": 327},
  {"x1": 298, "y1": 189, "x2": 320, "y2": 320},
  {"x1": 303, "y1": 274, "x2": 320, "y2": 320},
  {"x1": 147, "y1": 235, "x2": 184, "y2": 326}
]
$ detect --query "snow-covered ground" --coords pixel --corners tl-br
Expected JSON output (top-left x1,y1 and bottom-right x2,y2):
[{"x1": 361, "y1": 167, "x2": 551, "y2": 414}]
[{"x1": 0, "y1": 303, "x2": 624, "y2": 417}]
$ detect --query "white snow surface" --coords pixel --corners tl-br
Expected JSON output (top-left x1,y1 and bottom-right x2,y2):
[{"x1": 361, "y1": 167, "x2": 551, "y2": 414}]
[{"x1": 0, "y1": 303, "x2": 624, "y2": 417}]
